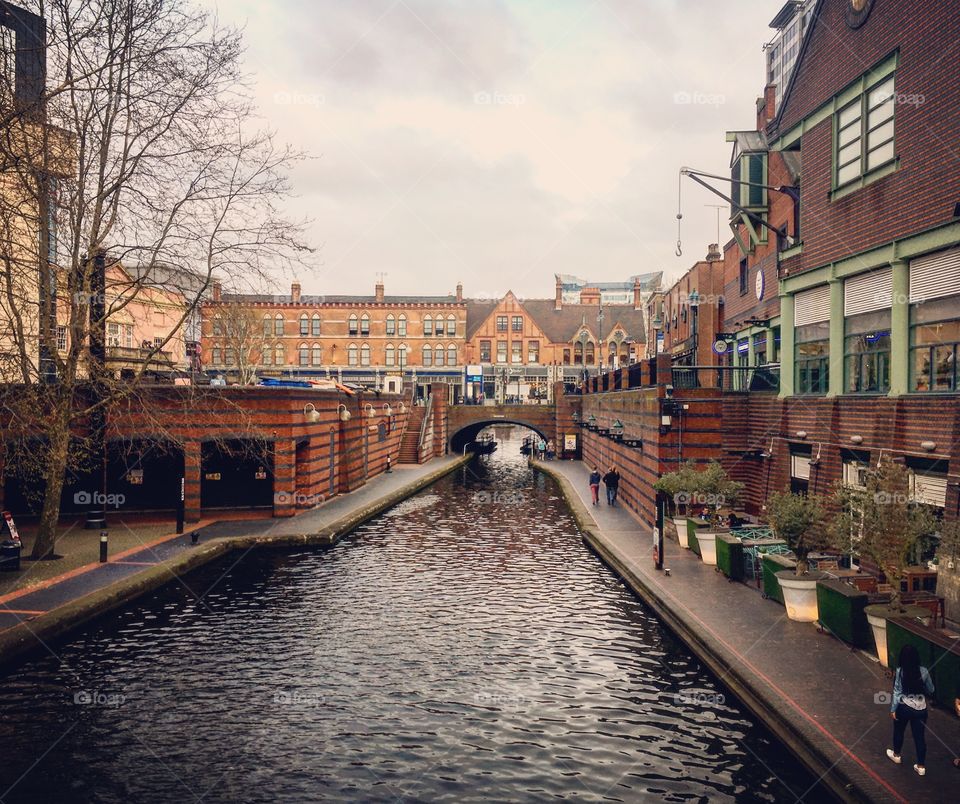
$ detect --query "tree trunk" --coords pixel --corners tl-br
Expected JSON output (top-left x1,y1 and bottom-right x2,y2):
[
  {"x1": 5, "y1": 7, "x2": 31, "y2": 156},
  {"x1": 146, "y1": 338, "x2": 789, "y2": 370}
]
[{"x1": 30, "y1": 410, "x2": 72, "y2": 560}]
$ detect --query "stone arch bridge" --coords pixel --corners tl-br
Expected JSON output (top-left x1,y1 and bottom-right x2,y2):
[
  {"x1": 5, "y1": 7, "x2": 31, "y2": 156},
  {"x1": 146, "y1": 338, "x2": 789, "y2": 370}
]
[{"x1": 447, "y1": 404, "x2": 557, "y2": 452}]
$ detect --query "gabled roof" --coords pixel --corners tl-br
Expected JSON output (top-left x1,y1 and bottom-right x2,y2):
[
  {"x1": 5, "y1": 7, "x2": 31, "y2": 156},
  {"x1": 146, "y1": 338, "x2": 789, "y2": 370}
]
[
  {"x1": 521, "y1": 300, "x2": 646, "y2": 344},
  {"x1": 465, "y1": 299, "x2": 499, "y2": 339}
]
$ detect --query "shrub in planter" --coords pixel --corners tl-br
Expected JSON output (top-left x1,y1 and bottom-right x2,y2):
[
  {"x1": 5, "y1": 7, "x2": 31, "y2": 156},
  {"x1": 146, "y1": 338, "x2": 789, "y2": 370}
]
[
  {"x1": 690, "y1": 462, "x2": 744, "y2": 567},
  {"x1": 766, "y1": 491, "x2": 830, "y2": 622},
  {"x1": 654, "y1": 462, "x2": 700, "y2": 549},
  {"x1": 829, "y1": 459, "x2": 939, "y2": 665}
]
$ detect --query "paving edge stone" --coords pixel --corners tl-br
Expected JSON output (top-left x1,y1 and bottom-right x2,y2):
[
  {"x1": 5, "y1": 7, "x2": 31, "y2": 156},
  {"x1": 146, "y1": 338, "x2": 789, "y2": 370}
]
[
  {"x1": 0, "y1": 455, "x2": 471, "y2": 673},
  {"x1": 533, "y1": 460, "x2": 870, "y2": 804}
]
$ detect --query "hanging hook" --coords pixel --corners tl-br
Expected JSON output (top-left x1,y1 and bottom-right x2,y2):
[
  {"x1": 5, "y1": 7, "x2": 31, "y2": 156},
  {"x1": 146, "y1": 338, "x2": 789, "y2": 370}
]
[{"x1": 675, "y1": 170, "x2": 684, "y2": 257}]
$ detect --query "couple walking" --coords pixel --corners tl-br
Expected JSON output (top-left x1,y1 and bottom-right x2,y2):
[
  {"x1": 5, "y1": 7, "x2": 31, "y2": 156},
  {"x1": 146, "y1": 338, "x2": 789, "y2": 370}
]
[{"x1": 588, "y1": 466, "x2": 620, "y2": 506}]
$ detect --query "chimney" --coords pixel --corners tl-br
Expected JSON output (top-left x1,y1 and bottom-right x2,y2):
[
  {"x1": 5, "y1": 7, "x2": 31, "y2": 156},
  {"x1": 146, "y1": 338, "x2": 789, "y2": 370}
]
[
  {"x1": 212, "y1": 281, "x2": 221, "y2": 302},
  {"x1": 632, "y1": 277, "x2": 642, "y2": 310},
  {"x1": 375, "y1": 279, "x2": 385, "y2": 303},
  {"x1": 456, "y1": 282, "x2": 463, "y2": 303},
  {"x1": 758, "y1": 85, "x2": 777, "y2": 131},
  {"x1": 706, "y1": 243, "x2": 722, "y2": 263},
  {"x1": 291, "y1": 281, "x2": 301, "y2": 303},
  {"x1": 555, "y1": 275, "x2": 563, "y2": 310}
]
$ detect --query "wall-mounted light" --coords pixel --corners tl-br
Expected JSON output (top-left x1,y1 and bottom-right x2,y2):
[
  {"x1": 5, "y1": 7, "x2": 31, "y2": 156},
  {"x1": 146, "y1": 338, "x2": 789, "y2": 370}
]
[
  {"x1": 795, "y1": 430, "x2": 808, "y2": 440},
  {"x1": 363, "y1": 403, "x2": 376, "y2": 417},
  {"x1": 304, "y1": 403, "x2": 320, "y2": 423},
  {"x1": 398, "y1": 401, "x2": 407, "y2": 413},
  {"x1": 587, "y1": 414, "x2": 597, "y2": 430},
  {"x1": 337, "y1": 403, "x2": 351, "y2": 422},
  {"x1": 850, "y1": 435, "x2": 864, "y2": 445},
  {"x1": 610, "y1": 419, "x2": 624, "y2": 441},
  {"x1": 383, "y1": 403, "x2": 393, "y2": 417},
  {"x1": 921, "y1": 440, "x2": 936, "y2": 452}
]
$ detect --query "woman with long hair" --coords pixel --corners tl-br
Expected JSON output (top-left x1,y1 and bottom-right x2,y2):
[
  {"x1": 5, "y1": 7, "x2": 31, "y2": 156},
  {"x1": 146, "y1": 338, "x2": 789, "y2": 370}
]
[{"x1": 886, "y1": 643, "x2": 935, "y2": 776}]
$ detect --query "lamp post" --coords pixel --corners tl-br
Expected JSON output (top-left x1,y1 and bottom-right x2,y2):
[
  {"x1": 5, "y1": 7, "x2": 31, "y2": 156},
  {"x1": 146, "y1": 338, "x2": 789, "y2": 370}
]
[
  {"x1": 597, "y1": 305, "x2": 606, "y2": 370},
  {"x1": 688, "y1": 289, "x2": 701, "y2": 366}
]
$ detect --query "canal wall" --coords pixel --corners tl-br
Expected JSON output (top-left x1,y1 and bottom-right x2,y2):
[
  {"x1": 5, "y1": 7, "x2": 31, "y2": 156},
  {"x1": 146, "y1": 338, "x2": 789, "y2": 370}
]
[
  {"x1": 0, "y1": 455, "x2": 471, "y2": 673},
  {"x1": 534, "y1": 459, "x2": 870, "y2": 804}
]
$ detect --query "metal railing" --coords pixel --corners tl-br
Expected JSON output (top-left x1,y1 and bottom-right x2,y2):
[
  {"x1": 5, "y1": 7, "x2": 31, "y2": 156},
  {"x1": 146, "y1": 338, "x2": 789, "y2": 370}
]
[{"x1": 671, "y1": 363, "x2": 780, "y2": 392}]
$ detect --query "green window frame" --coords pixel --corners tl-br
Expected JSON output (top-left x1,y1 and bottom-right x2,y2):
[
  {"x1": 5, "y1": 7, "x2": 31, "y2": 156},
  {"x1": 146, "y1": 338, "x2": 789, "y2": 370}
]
[
  {"x1": 795, "y1": 322, "x2": 830, "y2": 395},
  {"x1": 834, "y1": 73, "x2": 896, "y2": 189},
  {"x1": 844, "y1": 311, "x2": 891, "y2": 394},
  {"x1": 910, "y1": 295, "x2": 960, "y2": 393}
]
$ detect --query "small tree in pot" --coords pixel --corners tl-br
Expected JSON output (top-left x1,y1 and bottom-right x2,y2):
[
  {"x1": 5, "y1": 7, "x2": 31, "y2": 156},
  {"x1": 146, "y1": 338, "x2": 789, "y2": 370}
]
[
  {"x1": 690, "y1": 462, "x2": 744, "y2": 566},
  {"x1": 654, "y1": 462, "x2": 702, "y2": 548},
  {"x1": 766, "y1": 491, "x2": 829, "y2": 576},
  {"x1": 829, "y1": 458, "x2": 939, "y2": 664}
]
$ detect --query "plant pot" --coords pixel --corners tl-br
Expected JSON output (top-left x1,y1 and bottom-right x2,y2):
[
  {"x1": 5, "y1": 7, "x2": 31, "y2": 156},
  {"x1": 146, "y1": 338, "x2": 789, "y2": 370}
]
[
  {"x1": 697, "y1": 530, "x2": 722, "y2": 565},
  {"x1": 865, "y1": 604, "x2": 932, "y2": 668},
  {"x1": 673, "y1": 518, "x2": 689, "y2": 549},
  {"x1": 776, "y1": 571, "x2": 829, "y2": 622}
]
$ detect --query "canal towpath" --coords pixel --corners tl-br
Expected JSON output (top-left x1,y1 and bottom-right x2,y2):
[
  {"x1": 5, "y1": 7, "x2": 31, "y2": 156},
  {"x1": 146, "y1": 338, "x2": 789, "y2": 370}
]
[
  {"x1": 535, "y1": 458, "x2": 960, "y2": 804},
  {"x1": 0, "y1": 456, "x2": 469, "y2": 670}
]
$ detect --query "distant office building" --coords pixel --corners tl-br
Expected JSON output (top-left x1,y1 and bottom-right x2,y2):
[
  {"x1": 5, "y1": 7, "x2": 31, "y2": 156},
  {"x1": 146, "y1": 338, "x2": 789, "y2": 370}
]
[
  {"x1": 556, "y1": 272, "x2": 662, "y2": 307},
  {"x1": 764, "y1": 0, "x2": 815, "y2": 106}
]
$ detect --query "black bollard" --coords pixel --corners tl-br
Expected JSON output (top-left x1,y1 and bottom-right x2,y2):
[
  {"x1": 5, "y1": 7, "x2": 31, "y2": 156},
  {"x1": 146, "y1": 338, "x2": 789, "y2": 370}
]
[
  {"x1": 99, "y1": 531, "x2": 108, "y2": 563},
  {"x1": 386, "y1": 455, "x2": 393, "y2": 473},
  {"x1": 191, "y1": 529, "x2": 200, "y2": 545}
]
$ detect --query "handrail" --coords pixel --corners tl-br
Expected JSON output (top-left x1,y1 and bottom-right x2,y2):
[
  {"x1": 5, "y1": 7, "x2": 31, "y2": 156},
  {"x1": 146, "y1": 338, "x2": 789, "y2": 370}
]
[{"x1": 417, "y1": 394, "x2": 434, "y2": 453}]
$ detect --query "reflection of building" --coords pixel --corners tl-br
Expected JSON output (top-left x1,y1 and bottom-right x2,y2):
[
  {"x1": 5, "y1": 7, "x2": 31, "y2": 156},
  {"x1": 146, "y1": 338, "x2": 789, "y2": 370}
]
[
  {"x1": 557, "y1": 272, "x2": 662, "y2": 306},
  {"x1": 201, "y1": 280, "x2": 468, "y2": 391}
]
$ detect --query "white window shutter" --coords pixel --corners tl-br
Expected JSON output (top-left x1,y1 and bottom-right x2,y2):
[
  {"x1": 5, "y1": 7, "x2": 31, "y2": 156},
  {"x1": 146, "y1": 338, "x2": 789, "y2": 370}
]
[
  {"x1": 910, "y1": 247, "x2": 960, "y2": 303},
  {"x1": 794, "y1": 285, "x2": 831, "y2": 326},
  {"x1": 844, "y1": 267, "x2": 893, "y2": 316}
]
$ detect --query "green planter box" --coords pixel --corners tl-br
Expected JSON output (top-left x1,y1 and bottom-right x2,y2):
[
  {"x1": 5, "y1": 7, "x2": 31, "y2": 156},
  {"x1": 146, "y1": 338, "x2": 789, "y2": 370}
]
[
  {"x1": 887, "y1": 618, "x2": 960, "y2": 709},
  {"x1": 716, "y1": 533, "x2": 744, "y2": 581},
  {"x1": 761, "y1": 553, "x2": 796, "y2": 604},
  {"x1": 686, "y1": 519, "x2": 705, "y2": 559},
  {"x1": 816, "y1": 579, "x2": 872, "y2": 649}
]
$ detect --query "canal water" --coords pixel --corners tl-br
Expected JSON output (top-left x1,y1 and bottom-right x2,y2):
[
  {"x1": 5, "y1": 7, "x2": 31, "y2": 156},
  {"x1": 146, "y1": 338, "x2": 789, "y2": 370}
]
[{"x1": 0, "y1": 430, "x2": 832, "y2": 803}]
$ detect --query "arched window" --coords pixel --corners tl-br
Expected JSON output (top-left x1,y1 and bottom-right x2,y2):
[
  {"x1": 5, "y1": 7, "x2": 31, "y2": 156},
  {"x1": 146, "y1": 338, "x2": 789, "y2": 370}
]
[
  {"x1": 574, "y1": 343, "x2": 583, "y2": 364},
  {"x1": 447, "y1": 314, "x2": 457, "y2": 336},
  {"x1": 298, "y1": 343, "x2": 309, "y2": 366},
  {"x1": 447, "y1": 344, "x2": 457, "y2": 365},
  {"x1": 212, "y1": 316, "x2": 223, "y2": 336},
  {"x1": 349, "y1": 314, "x2": 359, "y2": 335},
  {"x1": 274, "y1": 314, "x2": 284, "y2": 336},
  {"x1": 398, "y1": 343, "x2": 408, "y2": 367},
  {"x1": 585, "y1": 342, "x2": 595, "y2": 365},
  {"x1": 224, "y1": 347, "x2": 235, "y2": 365},
  {"x1": 422, "y1": 344, "x2": 433, "y2": 367},
  {"x1": 398, "y1": 315, "x2": 407, "y2": 337},
  {"x1": 275, "y1": 343, "x2": 284, "y2": 365},
  {"x1": 434, "y1": 343, "x2": 445, "y2": 367},
  {"x1": 360, "y1": 343, "x2": 371, "y2": 366},
  {"x1": 360, "y1": 313, "x2": 370, "y2": 336},
  {"x1": 385, "y1": 343, "x2": 396, "y2": 366},
  {"x1": 262, "y1": 345, "x2": 272, "y2": 365},
  {"x1": 212, "y1": 347, "x2": 222, "y2": 365},
  {"x1": 386, "y1": 314, "x2": 396, "y2": 336},
  {"x1": 423, "y1": 314, "x2": 433, "y2": 336},
  {"x1": 312, "y1": 344, "x2": 322, "y2": 366},
  {"x1": 311, "y1": 313, "x2": 321, "y2": 336},
  {"x1": 299, "y1": 314, "x2": 309, "y2": 336},
  {"x1": 263, "y1": 315, "x2": 272, "y2": 336}
]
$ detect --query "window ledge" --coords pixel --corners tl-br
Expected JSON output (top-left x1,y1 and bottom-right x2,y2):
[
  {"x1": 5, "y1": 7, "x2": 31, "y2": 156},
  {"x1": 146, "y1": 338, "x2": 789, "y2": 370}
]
[
  {"x1": 831, "y1": 158, "x2": 899, "y2": 202},
  {"x1": 780, "y1": 242, "x2": 804, "y2": 260}
]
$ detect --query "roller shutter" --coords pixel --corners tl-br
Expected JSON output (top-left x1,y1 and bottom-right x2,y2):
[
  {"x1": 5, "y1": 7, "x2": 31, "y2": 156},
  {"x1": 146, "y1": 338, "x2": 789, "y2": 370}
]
[
  {"x1": 910, "y1": 247, "x2": 960, "y2": 303},
  {"x1": 794, "y1": 285, "x2": 831, "y2": 326},
  {"x1": 844, "y1": 267, "x2": 892, "y2": 316}
]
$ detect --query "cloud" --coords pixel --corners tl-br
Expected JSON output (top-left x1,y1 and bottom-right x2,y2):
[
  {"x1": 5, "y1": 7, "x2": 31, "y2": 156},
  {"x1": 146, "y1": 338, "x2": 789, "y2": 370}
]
[{"x1": 203, "y1": 0, "x2": 775, "y2": 296}]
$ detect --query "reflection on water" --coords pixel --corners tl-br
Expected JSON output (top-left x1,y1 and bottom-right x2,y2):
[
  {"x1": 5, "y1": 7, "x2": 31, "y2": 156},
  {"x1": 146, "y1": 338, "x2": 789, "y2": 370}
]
[{"x1": 0, "y1": 430, "x2": 831, "y2": 802}]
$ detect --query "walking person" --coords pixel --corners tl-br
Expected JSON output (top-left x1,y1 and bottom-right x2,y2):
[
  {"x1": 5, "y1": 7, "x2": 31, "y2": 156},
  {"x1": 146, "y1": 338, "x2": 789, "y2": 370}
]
[
  {"x1": 588, "y1": 467, "x2": 601, "y2": 506},
  {"x1": 603, "y1": 466, "x2": 621, "y2": 506},
  {"x1": 886, "y1": 644, "x2": 935, "y2": 776}
]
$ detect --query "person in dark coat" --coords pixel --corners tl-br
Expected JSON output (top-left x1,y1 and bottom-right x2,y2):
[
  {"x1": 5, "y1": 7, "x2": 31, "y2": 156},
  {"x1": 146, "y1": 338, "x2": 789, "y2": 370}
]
[
  {"x1": 602, "y1": 467, "x2": 621, "y2": 506},
  {"x1": 588, "y1": 468, "x2": 601, "y2": 506}
]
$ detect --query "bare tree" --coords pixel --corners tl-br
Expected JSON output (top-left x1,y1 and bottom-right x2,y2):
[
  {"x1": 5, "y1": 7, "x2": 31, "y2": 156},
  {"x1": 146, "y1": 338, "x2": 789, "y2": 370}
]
[
  {"x1": 0, "y1": 0, "x2": 310, "y2": 559},
  {"x1": 208, "y1": 300, "x2": 269, "y2": 386}
]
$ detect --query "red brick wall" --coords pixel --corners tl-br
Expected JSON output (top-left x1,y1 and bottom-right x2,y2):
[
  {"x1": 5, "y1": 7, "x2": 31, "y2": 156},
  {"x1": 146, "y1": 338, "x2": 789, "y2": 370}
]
[{"x1": 773, "y1": 0, "x2": 960, "y2": 275}]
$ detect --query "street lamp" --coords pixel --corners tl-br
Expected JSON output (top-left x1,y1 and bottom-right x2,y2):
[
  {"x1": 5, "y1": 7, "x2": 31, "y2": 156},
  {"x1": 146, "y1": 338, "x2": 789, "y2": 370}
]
[
  {"x1": 597, "y1": 306, "x2": 605, "y2": 369},
  {"x1": 610, "y1": 419, "x2": 624, "y2": 441},
  {"x1": 688, "y1": 289, "x2": 701, "y2": 364},
  {"x1": 587, "y1": 414, "x2": 597, "y2": 430}
]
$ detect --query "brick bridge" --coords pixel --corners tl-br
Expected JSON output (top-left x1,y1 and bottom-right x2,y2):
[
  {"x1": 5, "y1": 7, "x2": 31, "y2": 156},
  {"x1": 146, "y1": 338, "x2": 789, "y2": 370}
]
[{"x1": 447, "y1": 403, "x2": 557, "y2": 452}]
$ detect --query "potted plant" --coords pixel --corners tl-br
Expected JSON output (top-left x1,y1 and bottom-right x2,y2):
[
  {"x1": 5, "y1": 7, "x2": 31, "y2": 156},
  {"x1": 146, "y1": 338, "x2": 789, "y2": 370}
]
[
  {"x1": 766, "y1": 490, "x2": 829, "y2": 622},
  {"x1": 690, "y1": 462, "x2": 744, "y2": 566},
  {"x1": 654, "y1": 462, "x2": 700, "y2": 549},
  {"x1": 829, "y1": 458, "x2": 939, "y2": 666}
]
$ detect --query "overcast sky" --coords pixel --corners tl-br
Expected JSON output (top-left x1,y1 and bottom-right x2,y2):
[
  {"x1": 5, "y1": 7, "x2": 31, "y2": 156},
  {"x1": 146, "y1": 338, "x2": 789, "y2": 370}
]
[{"x1": 204, "y1": 0, "x2": 776, "y2": 299}]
